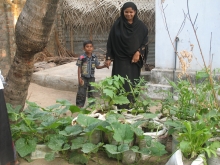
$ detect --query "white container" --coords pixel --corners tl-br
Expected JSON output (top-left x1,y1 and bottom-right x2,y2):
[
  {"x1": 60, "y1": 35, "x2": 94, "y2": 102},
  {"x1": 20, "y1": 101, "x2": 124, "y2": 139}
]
[
  {"x1": 31, "y1": 144, "x2": 60, "y2": 159},
  {"x1": 122, "y1": 150, "x2": 137, "y2": 165}
]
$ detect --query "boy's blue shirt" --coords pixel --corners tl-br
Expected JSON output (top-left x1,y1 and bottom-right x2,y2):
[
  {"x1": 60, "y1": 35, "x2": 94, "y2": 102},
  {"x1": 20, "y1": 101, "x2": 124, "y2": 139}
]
[{"x1": 76, "y1": 53, "x2": 100, "y2": 78}]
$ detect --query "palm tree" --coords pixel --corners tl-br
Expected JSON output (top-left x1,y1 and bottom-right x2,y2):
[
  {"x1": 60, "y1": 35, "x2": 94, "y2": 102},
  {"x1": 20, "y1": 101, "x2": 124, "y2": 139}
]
[{"x1": 4, "y1": 0, "x2": 60, "y2": 108}]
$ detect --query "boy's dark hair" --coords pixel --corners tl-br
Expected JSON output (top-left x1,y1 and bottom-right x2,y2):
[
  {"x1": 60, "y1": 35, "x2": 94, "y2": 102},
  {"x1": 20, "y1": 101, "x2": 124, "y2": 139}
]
[{"x1": 83, "y1": 40, "x2": 93, "y2": 48}]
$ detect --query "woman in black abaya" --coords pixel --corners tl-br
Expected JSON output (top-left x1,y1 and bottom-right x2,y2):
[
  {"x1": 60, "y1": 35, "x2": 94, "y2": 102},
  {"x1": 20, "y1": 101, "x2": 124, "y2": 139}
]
[
  {"x1": 105, "y1": 2, "x2": 148, "y2": 108},
  {"x1": 0, "y1": 76, "x2": 17, "y2": 165}
]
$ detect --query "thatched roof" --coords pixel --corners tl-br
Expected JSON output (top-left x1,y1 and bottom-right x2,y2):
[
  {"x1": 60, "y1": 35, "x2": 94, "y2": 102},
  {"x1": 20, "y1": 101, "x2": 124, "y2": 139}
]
[{"x1": 62, "y1": 0, "x2": 155, "y2": 34}]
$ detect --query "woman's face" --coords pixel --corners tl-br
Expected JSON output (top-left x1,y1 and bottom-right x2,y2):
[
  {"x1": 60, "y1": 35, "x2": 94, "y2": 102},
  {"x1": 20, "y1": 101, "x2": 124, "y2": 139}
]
[{"x1": 123, "y1": 7, "x2": 136, "y2": 22}]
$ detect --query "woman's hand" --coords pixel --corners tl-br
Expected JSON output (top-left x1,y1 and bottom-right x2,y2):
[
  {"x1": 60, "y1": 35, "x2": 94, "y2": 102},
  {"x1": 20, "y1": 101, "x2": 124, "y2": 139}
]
[
  {"x1": 105, "y1": 60, "x2": 111, "y2": 69},
  {"x1": 132, "y1": 51, "x2": 140, "y2": 63}
]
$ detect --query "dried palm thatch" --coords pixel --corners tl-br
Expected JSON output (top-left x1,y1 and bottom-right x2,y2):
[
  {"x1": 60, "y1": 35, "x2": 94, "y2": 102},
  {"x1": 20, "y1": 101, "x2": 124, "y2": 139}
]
[{"x1": 62, "y1": 0, "x2": 155, "y2": 37}]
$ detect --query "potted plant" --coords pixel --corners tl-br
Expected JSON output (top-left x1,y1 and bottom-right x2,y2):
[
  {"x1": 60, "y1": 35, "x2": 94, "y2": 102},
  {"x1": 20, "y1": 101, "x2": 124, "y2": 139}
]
[{"x1": 7, "y1": 99, "x2": 89, "y2": 162}]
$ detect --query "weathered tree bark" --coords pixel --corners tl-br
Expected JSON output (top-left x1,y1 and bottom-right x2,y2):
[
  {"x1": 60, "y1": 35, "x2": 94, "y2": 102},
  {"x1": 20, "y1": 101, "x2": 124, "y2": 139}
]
[{"x1": 4, "y1": 0, "x2": 60, "y2": 108}]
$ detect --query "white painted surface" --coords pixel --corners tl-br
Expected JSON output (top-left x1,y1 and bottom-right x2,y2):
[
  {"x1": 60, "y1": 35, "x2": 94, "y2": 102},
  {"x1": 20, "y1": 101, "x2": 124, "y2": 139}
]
[
  {"x1": 0, "y1": 70, "x2": 4, "y2": 89},
  {"x1": 155, "y1": 0, "x2": 220, "y2": 71}
]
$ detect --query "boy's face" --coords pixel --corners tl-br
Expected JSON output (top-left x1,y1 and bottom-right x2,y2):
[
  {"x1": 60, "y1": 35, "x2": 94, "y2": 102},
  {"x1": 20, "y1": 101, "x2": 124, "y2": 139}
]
[{"x1": 84, "y1": 44, "x2": 94, "y2": 54}]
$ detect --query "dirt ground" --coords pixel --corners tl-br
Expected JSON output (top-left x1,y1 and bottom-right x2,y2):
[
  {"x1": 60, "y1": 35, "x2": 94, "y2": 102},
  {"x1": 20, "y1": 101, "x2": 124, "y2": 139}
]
[
  {"x1": 18, "y1": 83, "x2": 170, "y2": 165},
  {"x1": 26, "y1": 83, "x2": 77, "y2": 108}
]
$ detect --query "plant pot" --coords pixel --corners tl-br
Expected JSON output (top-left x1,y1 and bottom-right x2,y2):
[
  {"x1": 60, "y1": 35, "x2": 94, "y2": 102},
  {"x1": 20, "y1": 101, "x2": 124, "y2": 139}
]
[
  {"x1": 30, "y1": 144, "x2": 60, "y2": 160},
  {"x1": 142, "y1": 120, "x2": 168, "y2": 145},
  {"x1": 207, "y1": 148, "x2": 220, "y2": 165},
  {"x1": 166, "y1": 150, "x2": 204, "y2": 165},
  {"x1": 122, "y1": 150, "x2": 137, "y2": 165},
  {"x1": 207, "y1": 156, "x2": 220, "y2": 165},
  {"x1": 89, "y1": 130, "x2": 102, "y2": 144},
  {"x1": 172, "y1": 133, "x2": 179, "y2": 153},
  {"x1": 123, "y1": 112, "x2": 146, "y2": 124},
  {"x1": 104, "y1": 132, "x2": 119, "y2": 145},
  {"x1": 136, "y1": 120, "x2": 168, "y2": 161}
]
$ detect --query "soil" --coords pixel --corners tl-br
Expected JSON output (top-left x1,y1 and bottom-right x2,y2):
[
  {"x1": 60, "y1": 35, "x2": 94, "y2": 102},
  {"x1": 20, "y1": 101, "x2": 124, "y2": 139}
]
[
  {"x1": 18, "y1": 83, "x2": 171, "y2": 165},
  {"x1": 26, "y1": 83, "x2": 76, "y2": 108}
]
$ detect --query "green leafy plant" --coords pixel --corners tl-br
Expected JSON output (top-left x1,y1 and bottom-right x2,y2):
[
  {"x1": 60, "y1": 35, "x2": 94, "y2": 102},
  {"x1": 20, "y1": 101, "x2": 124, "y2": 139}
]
[
  {"x1": 7, "y1": 99, "x2": 86, "y2": 161},
  {"x1": 126, "y1": 76, "x2": 155, "y2": 112},
  {"x1": 89, "y1": 75, "x2": 130, "y2": 112},
  {"x1": 90, "y1": 75, "x2": 155, "y2": 116},
  {"x1": 177, "y1": 121, "x2": 215, "y2": 159},
  {"x1": 102, "y1": 113, "x2": 167, "y2": 163}
]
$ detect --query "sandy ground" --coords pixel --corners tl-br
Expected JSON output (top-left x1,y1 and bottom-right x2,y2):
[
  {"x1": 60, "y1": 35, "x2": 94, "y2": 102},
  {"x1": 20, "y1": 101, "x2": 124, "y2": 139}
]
[
  {"x1": 18, "y1": 83, "x2": 169, "y2": 165},
  {"x1": 27, "y1": 83, "x2": 77, "y2": 108}
]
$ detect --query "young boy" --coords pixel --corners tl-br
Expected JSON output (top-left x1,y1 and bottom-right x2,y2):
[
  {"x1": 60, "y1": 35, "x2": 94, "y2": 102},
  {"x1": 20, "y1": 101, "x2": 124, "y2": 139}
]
[{"x1": 76, "y1": 40, "x2": 106, "y2": 107}]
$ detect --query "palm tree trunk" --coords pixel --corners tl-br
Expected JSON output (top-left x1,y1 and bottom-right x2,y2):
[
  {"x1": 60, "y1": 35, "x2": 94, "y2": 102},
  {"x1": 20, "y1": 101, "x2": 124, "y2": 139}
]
[{"x1": 4, "y1": 0, "x2": 60, "y2": 108}]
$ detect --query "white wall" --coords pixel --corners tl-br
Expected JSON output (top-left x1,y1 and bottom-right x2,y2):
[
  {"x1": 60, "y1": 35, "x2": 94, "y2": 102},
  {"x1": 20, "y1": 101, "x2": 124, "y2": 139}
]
[{"x1": 155, "y1": 0, "x2": 220, "y2": 71}]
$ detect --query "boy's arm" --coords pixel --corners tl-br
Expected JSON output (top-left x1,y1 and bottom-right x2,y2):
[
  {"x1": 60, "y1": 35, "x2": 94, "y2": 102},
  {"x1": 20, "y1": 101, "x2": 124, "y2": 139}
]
[
  {"x1": 78, "y1": 66, "x2": 83, "y2": 85},
  {"x1": 95, "y1": 57, "x2": 106, "y2": 69},
  {"x1": 96, "y1": 65, "x2": 106, "y2": 69}
]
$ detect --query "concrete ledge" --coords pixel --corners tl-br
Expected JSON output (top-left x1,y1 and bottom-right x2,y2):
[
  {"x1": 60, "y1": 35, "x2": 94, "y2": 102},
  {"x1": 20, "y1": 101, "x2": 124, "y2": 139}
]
[
  {"x1": 146, "y1": 83, "x2": 172, "y2": 100},
  {"x1": 31, "y1": 62, "x2": 112, "y2": 92}
]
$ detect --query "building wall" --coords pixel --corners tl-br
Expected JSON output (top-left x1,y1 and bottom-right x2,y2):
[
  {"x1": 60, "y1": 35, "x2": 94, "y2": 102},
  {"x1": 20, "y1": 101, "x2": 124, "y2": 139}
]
[{"x1": 155, "y1": 0, "x2": 220, "y2": 71}]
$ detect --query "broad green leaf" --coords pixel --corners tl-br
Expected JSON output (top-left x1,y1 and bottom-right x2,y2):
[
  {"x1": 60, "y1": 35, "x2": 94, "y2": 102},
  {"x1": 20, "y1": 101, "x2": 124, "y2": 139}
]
[
  {"x1": 144, "y1": 135, "x2": 152, "y2": 147},
  {"x1": 112, "y1": 122, "x2": 134, "y2": 143},
  {"x1": 131, "y1": 146, "x2": 140, "y2": 153},
  {"x1": 62, "y1": 144, "x2": 71, "y2": 151},
  {"x1": 71, "y1": 137, "x2": 86, "y2": 150},
  {"x1": 130, "y1": 125, "x2": 144, "y2": 137},
  {"x1": 55, "y1": 107, "x2": 69, "y2": 116},
  {"x1": 103, "y1": 89, "x2": 114, "y2": 98},
  {"x1": 80, "y1": 109, "x2": 91, "y2": 114},
  {"x1": 180, "y1": 140, "x2": 191, "y2": 156},
  {"x1": 56, "y1": 117, "x2": 72, "y2": 125},
  {"x1": 45, "y1": 152, "x2": 55, "y2": 161},
  {"x1": 7, "y1": 103, "x2": 21, "y2": 114},
  {"x1": 118, "y1": 144, "x2": 129, "y2": 153},
  {"x1": 25, "y1": 100, "x2": 41, "y2": 108},
  {"x1": 45, "y1": 104, "x2": 60, "y2": 111},
  {"x1": 210, "y1": 141, "x2": 220, "y2": 151},
  {"x1": 84, "y1": 122, "x2": 103, "y2": 133},
  {"x1": 47, "y1": 139, "x2": 64, "y2": 151},
  {"x1": 113, "y1": 81, "x2": 120, "y2": 89},
  {"x1": 76, "y1": 114, "x2": 100, "y2": 127},
  {"x1": 150, "y1": 141, "x2": 167, "y2": 156},
  {"x1": 96, "y1": 121, "x2": 111, "y2": 132},
  {"x1": 103, "y1": 144, "x2": 120, "y2": 154},
  {"x1": 59, "y1": 125, "x2": 83, "y2": 136},
  {"x1": 44, "y1": 121, "x2": 62, "y2": 129},
  {"x1": 15, "y1": 138, "x2": 36, "y2": 157},
  {"x1": 69, "y1": 105, "x2": 81, "y2": 113},
  {"x1": 139, "y1": 147, "x2": 151, "y2": 155},
  {"x1": 106, "y1": 113, "x2": 124, "y2": 124},
  {"x1": 81, "y1": 142, "x2": 103, "y2": 154},
  {"x1": 112, "y1": 95, "x2": 130, "y2": 105},
  {"x1": 69, "y1": 152, "x2": 88, "y2": 164}
]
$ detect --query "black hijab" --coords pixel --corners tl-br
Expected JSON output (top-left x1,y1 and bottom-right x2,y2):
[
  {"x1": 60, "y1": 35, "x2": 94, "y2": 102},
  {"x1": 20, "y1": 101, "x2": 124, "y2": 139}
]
[{"x1": 106, "y1": 2, "x2": 148, "y2": 61}]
